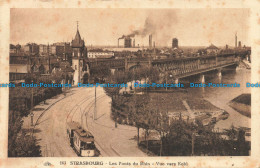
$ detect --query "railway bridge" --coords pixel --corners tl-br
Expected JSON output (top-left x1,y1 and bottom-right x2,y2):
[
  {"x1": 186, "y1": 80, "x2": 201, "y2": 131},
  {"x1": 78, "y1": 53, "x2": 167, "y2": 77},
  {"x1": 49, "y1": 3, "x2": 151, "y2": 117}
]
[
  {"x1": 151, "y1": 53, "x2": 239, "y2": 83},
  {"x1": 125, "y1": 53, "x2": 241, "y2": 83},
  {"x1": 87, "y1": 50, "x2": 250, "y2": 82}
]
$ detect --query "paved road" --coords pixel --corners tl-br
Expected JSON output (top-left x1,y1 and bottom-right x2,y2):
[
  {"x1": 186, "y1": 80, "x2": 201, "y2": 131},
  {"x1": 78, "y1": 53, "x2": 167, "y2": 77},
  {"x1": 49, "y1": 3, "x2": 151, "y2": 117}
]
[
  {"x1": 33, "y1": 86, "x2": 146, "y2": 157},
  {"x1": 182, "y1": 100, "x2": 195, "y2": 120}
]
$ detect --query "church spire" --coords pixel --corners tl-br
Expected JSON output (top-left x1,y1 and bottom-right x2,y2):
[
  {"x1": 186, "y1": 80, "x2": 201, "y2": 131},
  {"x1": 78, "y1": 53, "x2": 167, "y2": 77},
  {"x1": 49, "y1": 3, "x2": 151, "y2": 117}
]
[{"x1": 71, "y1": 21, "x2": 85, "y2": 48}]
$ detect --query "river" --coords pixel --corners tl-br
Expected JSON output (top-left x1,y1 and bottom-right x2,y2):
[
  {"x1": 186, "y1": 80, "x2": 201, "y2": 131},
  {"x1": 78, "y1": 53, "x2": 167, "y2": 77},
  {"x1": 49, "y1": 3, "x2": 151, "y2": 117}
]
[
  {"x1": 125, "y1": 67, "x2": 251, "y2": 130},
  {"x1": 186, "y1": 67, "x2": 251, "y2": 130}
]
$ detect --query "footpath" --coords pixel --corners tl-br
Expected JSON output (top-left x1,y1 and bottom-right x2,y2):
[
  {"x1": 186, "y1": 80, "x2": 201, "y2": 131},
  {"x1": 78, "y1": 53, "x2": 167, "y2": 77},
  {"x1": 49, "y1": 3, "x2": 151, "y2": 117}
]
[{"x1": 22, "y1": 91, "x2": 73, "y2": 135}]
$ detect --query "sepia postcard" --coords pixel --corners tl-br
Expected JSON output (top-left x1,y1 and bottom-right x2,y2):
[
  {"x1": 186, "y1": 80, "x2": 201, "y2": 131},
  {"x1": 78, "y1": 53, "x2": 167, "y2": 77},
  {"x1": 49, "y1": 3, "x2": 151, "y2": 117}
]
[{"x1": 0, "y1": 0, "x2": 260, "y2": 167}]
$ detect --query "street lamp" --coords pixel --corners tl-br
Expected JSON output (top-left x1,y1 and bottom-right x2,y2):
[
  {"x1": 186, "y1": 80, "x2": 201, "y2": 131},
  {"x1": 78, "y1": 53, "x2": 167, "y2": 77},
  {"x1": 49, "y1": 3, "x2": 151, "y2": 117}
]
[
  {"x1": 192, "y1": 132, "x2": 200, "y2": 156},
  {"x1": 30, "y1": 79, "x2": 34, "y2": 127},
  {"x1": 30, "y1": 112, "x2": 34, "y2": 127},
  {"x1": 165, "y1": 73, "x2": 173, "y2": 91},
  {"x1": 94, "y1": 85, "x2": 97, "y2": 120}
]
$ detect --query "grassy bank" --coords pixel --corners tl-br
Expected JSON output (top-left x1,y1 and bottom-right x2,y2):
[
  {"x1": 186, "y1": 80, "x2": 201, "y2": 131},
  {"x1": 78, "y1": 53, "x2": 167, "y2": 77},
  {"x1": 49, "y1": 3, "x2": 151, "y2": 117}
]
[{"x1": 229, "y1": 94, "x2": 251, "y2": 118}]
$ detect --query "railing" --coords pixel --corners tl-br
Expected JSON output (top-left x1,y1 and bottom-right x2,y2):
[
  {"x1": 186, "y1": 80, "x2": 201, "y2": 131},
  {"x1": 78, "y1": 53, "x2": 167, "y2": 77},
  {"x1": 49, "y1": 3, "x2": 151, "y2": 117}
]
[{"x1": 155, "y1": 54, "x2": 237, "y2": 77}]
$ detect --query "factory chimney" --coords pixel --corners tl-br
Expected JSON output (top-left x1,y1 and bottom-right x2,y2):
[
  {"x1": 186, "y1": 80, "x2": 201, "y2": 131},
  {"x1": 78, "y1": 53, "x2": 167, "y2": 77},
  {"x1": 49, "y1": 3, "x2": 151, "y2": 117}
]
[
  {"x1": 149, "y1": 34, "x2": 152, "y2": 49},
  {"x1": 133, "y1": 39, "x2": 135, "y2": 48},
  {"x1": 235, "y1": 32, "x2": 237, "y2": 48},
  {"x1": 124, "y1": 36, "x2": 132, "y2": 48},
  {"x1": 118, "y1": 38, "x2": 120, "y2": 48}
]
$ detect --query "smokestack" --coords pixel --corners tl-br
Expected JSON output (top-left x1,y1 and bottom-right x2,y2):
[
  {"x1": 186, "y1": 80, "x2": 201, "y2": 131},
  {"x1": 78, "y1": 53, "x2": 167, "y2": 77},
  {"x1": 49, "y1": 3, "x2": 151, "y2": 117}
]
[
  {"x1": 149, "y1": 34, "x2": 152, "y2": 49},
  {"x1": 153, "y1": 41, "x2": 155, "y2": 48},
  {"x1": 118, "y1": 39, "x2": 119, "y2": 48},
  {"x1": 133, "y1": 39, "x2": 135, "y2": 48},
  {"x1": 124, "y1": 36, "x2": 132, "y2": 48},
  {"x1": 235, "y1": 32, "x2": 237, "y2": 48}
]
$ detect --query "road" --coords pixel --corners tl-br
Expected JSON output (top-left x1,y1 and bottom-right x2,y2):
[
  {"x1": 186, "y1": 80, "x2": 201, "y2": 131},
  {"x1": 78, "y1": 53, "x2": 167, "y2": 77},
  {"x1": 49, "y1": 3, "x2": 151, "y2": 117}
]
[{"x1": 33, "y1": 86, "x2": 147, "y2": 157}]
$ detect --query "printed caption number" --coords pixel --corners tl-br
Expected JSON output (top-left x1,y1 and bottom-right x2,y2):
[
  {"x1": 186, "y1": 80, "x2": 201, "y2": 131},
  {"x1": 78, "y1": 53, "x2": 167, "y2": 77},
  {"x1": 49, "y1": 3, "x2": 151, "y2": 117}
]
[{"x1": 60, "y1": 161, "x2": 66, "y2": 165}]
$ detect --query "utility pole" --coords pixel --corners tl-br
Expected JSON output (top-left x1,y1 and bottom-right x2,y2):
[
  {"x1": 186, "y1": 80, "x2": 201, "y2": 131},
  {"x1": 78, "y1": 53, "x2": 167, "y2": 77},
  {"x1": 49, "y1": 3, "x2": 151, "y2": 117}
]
[
  {"x1": 94, "y1": 85, "x2": 97, "y2": 120},
  {"x1": 48, "y1": 43, "x2": 50, "y2": 74},
  {"x1": 30, "y1": 87, "x2": 34, "y2": 127},
  {"x1": 166, "y1": 73, "x2": 168, "y2": 91},
  {"x1": 192, "y1": 132, "x2": 195, "y2": 156}
]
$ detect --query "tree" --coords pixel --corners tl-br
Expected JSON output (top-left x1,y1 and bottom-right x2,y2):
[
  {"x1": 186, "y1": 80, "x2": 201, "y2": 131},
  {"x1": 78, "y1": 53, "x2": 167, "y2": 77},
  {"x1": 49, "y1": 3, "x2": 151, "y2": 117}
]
[
  {"x1": 8, "y1": 110, "x2": 41, "y2": 157},
  {"x1": 15, "y1": 131, "x2": 41, "y2": 157}
]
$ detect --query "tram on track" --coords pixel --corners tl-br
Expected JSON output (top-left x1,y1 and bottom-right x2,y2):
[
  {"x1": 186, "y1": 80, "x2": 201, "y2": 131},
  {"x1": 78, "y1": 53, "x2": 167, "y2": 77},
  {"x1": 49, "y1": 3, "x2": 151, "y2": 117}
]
[{"x1": 67, "y1": 121, "x2": 99, "y2": 157}]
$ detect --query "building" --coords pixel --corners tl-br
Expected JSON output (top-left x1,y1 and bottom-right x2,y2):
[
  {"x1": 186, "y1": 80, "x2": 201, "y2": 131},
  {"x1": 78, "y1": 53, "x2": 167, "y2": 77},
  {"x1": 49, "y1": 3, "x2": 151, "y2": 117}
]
[
  {"x1": 172, "y1": 38, "x2": 178, "y2": 49},
  {"x1": 206, "y1": 44, "x2": 219, "y2": 54},
  {"x1": 238, "y1": 41, "x2": 242, "y2": 48},
  {"x1": 51, "y1": 61, "x2": 74, "y2": 84},
  {"x1": 50, "y1": 45, "x2": 57, "y2": 55},
  {"x1": 22, "y1": 43, "x2": 39, "y2": 55},
  {"x1": 9, "y1": 64, "x2": 29, "y2": 82},
  {"x1": 31, "y1": 43, "x2": 39, "y2": 55},
  {"x1": 71, "y1": 25, "x2": 89, "y2": 85},
  {"x1": 87, "y1": 51, "x2": 114, "y2": 59},
  {"x1": 10, "y1": 44, "x2": 17, "y2": 54},
  {"x1": 54, "y1": 42, "x2": 72, "y2": 62},
  {"x1": 124, "y1": 37, "x2": 132, "y2": 48},
  {"x1": 9, "y1": 55, "x2": 30, "y2": 82},
  {"x1": 39, "y1": 43, "x2": 72, "y2": 58},
  {"x1": 22, "y1": 44, "x2": 30, "y2": 53},
  {"x1": 53, "y1": 42, "x2": 72, "y2": 55},
  {"x1": 225, "y1": 44, "x2": 229, "y2": 50},
  {"x1": 39, "y1": 44, "x2": 50, "y2": 55}
]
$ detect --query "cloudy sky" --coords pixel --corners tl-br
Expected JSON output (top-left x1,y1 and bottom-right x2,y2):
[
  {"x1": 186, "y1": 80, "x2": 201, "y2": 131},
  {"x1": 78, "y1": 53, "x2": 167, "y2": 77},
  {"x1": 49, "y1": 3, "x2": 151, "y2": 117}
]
[{"x1": 10, "y1": 8, "x2": 250, "y2": 47}]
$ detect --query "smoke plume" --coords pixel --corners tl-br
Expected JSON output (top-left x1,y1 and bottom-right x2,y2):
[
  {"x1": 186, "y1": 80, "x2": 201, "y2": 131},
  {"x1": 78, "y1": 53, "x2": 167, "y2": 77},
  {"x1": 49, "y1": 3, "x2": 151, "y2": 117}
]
[{"x1": 126, "y1": 11, "x2": 178, "y2": 45}]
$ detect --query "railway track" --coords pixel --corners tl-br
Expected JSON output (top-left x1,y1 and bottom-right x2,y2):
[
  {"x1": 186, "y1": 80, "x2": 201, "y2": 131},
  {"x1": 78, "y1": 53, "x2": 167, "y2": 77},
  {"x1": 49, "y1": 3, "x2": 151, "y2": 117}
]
[
  {"x1": 65, "y1": 89, "x2": 121, "y2": 157},
  {"x1": 81, "y1": 93, "x2": 121, "y2": 157}
]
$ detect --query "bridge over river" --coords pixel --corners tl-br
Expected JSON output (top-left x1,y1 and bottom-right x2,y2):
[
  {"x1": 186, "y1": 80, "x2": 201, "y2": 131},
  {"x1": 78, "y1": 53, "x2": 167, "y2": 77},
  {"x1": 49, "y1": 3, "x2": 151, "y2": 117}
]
[
  {"x1": 87, "y1": 50, "x2": 250, "y2": 82},
  {"x1": 88, "y1": 50, "x2": 250, "y2": 82}
]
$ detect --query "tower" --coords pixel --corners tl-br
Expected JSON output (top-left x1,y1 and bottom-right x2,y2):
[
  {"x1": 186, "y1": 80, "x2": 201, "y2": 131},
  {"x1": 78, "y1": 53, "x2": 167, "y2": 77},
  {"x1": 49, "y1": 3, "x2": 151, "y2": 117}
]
[
  {"x1": 71, "y1": 22, "x2": 86, "y2": 85},
  {"x1": 172, "y1": 38, "x2": 178, "y2": 48},
  {"x1": 149, "y1": 34, "x2": 152, "y2": 49},
  {"x1": 235, "y1": 32, "x2": 237, "y2": 48},
  {"x1": 124, "y1": 37, "x2": 132, "y2": 48}
]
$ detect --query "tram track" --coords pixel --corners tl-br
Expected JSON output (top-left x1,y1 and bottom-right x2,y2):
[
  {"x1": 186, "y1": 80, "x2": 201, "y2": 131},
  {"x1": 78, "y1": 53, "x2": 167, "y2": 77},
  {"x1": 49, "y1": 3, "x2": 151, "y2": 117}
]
[
  {"x1": 32, "y1": 92, "x2": 75, "y2": 136},
  {"x1": 81, "y1": 93, "x2": 121, "y2": 157},
  {"x1": 76, "y1": 93, "x2": 112, "y2": 156},
  {"x1": 65, "y1": 89, "x2": 119, "y2": 157},
  {"x1": 48, "y1": 89, "x2": 101, "y2": 157},
  {"x1": 66, "y1": 94, "x2": 94, "y2": 123}
]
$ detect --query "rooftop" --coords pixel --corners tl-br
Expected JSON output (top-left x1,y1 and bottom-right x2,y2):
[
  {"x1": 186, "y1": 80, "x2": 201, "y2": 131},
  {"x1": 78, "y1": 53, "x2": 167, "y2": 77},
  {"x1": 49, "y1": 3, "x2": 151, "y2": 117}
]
[
  {"x1": 207, "y1": 44, "x2": 219, "y2": 50},
  {"x1": 71, "y1": 28, "x2": 85, "y2": 48}
]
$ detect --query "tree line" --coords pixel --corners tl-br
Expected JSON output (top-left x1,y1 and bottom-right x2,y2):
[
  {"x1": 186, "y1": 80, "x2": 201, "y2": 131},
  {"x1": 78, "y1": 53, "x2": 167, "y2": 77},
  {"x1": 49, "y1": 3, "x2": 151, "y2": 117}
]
[
  {"x1": 103, "y1": 68, "x2": 250, "y2": 156},
  {"x1": 8, "y1": 73, "x2": 65, "y2": 157}
]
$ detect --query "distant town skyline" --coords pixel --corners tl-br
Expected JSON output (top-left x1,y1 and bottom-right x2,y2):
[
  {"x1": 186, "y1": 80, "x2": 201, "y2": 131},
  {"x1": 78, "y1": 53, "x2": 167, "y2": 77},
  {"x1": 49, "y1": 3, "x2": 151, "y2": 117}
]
[{"x1": 11, "y1": 8, "x2": 250, "y2": 47}]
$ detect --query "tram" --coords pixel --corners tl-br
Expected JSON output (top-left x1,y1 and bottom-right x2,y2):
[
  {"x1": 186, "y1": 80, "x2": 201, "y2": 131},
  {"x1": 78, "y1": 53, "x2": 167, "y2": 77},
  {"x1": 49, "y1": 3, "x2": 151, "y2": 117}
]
[{"x1": 67, "y1": 121, "x2": 99, "y2": 157}]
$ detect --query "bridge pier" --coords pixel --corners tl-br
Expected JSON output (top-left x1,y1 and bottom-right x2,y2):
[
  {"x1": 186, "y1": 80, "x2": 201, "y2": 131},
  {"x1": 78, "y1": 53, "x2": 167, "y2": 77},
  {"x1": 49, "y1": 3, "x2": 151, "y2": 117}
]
[
  {"x1": 200, "y1": 74, "x2": 205, "y2": 83},
  {"x1": 111, "y1": 69, "x2": 115, "y2": 75},
  {"x1": 217, "y1": 70, "x2": 222, "y2": 82},
  {"x1": 217, "y1": 69, "x2": 222, "y2": 77},
  {"x1": 175, "y1": 78, "x2": 179, "y2": 84}
]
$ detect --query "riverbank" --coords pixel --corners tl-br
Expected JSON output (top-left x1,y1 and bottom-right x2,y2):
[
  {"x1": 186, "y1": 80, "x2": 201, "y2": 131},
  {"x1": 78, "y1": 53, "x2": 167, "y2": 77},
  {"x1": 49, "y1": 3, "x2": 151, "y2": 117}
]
[
  {"x1": 229, "y1": 94, "x2": 251, "y2": 118},
  {"x1": 113, "y1": 92, "x2": 227, "y2": 127}
]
